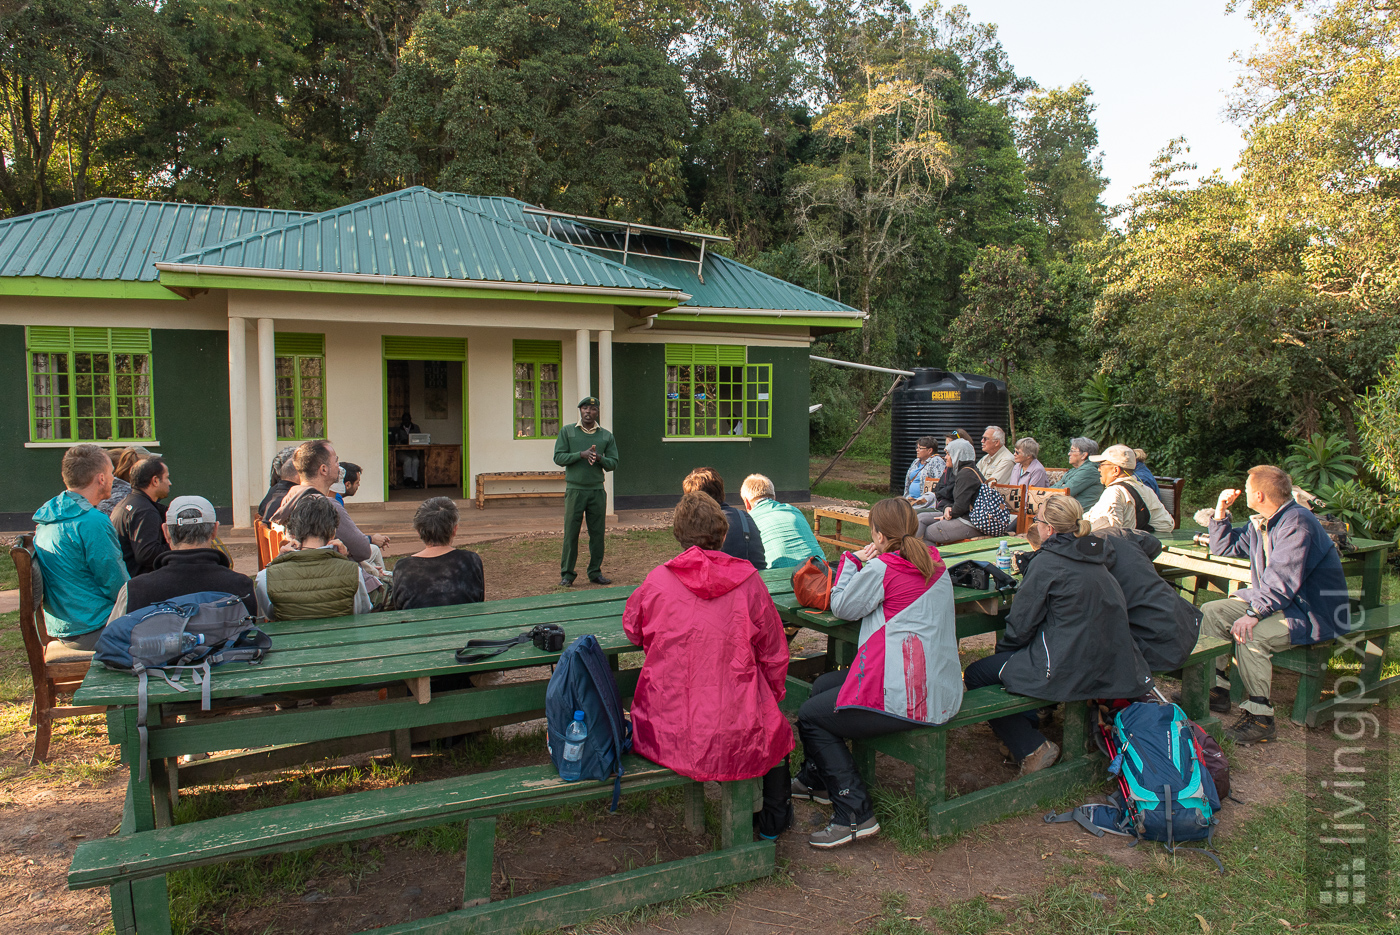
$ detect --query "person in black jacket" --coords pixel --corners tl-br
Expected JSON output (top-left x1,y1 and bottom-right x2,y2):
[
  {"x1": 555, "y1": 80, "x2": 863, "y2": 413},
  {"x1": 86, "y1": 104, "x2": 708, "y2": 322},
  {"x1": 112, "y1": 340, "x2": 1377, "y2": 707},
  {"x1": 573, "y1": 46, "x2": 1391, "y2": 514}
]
[
  {"x1": 259, "y1": 446, "x2": 299, "y2": 521},
  {"x1": 106, "y1": 495, "x2": 256, "y2": 619},
  {"x1": 1098, "y1": 527, "x2": 1201, "y2": 672},
  {"x1": 918, "y1": 438, "x2": 984, "y2": 544},
  {"x1": 963, "y1": 494, "x2": 1153, "y2": 775},
  {"x1": 112, "y1": 456, "x2": 172, "y2": 576},
  {"x1": 682, "y1": 467, "x2": 766, "y2": 569}
]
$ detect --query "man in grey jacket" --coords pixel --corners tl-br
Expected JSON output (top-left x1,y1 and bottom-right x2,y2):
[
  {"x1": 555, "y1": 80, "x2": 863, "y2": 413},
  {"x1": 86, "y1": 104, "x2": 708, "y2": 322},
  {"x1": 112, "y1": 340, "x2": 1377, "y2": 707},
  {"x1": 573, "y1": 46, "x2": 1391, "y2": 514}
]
[{"x1": 1204, "y1": 464, "x2": 1349, "y2": 745}]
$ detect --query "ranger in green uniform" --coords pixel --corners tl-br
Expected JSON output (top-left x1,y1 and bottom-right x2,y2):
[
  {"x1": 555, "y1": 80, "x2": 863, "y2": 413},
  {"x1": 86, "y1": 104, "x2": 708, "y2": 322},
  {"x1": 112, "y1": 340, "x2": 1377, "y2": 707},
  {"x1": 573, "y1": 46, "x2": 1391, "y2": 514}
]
[{"x1": 553, "y1": 396, "x2": 619, "y2": 586}]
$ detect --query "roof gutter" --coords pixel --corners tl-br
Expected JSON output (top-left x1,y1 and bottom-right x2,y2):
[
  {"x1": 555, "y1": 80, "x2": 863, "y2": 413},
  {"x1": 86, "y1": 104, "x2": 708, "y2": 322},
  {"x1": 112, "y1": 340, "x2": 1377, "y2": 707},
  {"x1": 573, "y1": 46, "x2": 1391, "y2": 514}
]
[
  {"x1": 153, "y1": 263, "x2": 691, "y2": 303},
  {"x1": 661, "y1": 306, "x2": 865, "y2": 320}
]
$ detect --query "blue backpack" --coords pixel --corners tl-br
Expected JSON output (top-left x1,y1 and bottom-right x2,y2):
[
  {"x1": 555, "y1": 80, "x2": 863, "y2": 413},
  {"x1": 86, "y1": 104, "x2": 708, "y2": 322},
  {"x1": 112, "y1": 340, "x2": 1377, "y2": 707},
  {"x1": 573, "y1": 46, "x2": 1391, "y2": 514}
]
[
  {"x1": 94, "y1": 591, "x2": 270, "y2": 779},
  {"x1": 545, "y1": 635, "x2": 632, "y2": 809},
  {"x1": 1112, "y1": 702, "x2": 1220, "y2": 845}
]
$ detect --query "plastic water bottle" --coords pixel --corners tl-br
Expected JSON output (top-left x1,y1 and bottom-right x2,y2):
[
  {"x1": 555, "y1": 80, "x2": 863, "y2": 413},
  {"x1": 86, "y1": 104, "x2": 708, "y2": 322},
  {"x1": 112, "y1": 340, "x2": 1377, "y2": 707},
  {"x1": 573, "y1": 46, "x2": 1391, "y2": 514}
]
[
  {"x1": 133, "y1": 631, "x2": 203, "y2": 659},
  {"x1": 559, "y1": 710, "x2": 588, "y2": 781},
  {"x1": 995, "y1": 540, "x2": 1012, "y2": 573}
]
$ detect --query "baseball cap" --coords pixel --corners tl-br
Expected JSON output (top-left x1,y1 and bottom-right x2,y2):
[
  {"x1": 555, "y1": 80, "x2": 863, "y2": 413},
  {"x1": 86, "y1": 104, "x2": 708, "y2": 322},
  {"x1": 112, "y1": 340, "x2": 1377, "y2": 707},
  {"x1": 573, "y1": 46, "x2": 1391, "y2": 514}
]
[
  {"x1": 1089, "y1": 444, "x2": 1137, "y2": 471},
  {"x1": 166, "y1": 495, "x2": 217, "y2": 526}
]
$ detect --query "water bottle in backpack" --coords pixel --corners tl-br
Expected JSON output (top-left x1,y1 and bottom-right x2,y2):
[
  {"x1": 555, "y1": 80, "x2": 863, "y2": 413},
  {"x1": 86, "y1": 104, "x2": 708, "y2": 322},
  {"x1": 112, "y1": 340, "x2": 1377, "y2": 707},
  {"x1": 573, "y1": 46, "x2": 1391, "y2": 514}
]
[
  {"x1": 132, "y1": 631, "x2": 204, "y2": 659},
  {"x1": 560, "y1": 711, "x2": 588, "y2": 781}
]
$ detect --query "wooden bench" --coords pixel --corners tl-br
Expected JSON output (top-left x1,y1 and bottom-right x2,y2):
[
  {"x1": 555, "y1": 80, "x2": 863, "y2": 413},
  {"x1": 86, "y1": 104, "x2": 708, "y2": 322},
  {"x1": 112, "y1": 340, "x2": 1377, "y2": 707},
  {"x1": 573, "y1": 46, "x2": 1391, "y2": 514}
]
[
  {"x1": 1228, "y1": 603, "x2": 1400, "y2": 727},
  {"x1": 779, "y1": 636, "x2": 1233, "y2": 838},
  {"x1": 70, "y1": 754, "x2": 772, "y2": 935},
  {"x1": 811, "y1": 505, "x2": 873, "y2": 550},
  {"x1": 1153, "y1": 475, "x2": 1184, "y2": 530},
  {"x1": 474, "y1": 471, "x2": 567, "y2": 509}
]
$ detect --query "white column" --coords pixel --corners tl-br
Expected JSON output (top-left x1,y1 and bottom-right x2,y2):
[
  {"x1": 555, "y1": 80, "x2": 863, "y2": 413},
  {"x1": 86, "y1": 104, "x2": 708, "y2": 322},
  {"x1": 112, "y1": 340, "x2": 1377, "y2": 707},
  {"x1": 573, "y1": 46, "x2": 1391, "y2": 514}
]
[
  {"x1": 257, "y1": 318, "x2": 277, "y2": 476},
  {"x1": 227, "y1": 317, "x2": 251, "y2": 529},
  {"x1": 575, "y1": 329, "x2": 591, "y2": 407},
  {"x1": 599, "y1": 329, "x2": 614, "y2": 516}
]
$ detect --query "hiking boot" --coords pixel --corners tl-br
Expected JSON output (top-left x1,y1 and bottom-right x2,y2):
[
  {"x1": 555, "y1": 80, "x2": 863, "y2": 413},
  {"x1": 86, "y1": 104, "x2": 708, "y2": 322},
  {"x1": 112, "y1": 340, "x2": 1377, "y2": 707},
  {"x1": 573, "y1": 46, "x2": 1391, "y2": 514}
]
[
  {"x1": 808, "y1": 816, "x2": 880, "y2": 849},
  {"x1": 1225, "y1": 710, "x2": 1276, "y2": 745},
  {"x1": 790, "y1": 777, "x2": 831, "y2": 805},
  {"x1": 1018, "y1": 740, "x2": 1060, "y2": 776},
  {"x1": 1171, "y1": 687, "x2": 1231, "y2": 714},
  {"x1": 589, "y1": 574, "x2": 613, "y2": 585},
  {"x1": 560, "y1": 576, "x2": 574, "y2": 587}
]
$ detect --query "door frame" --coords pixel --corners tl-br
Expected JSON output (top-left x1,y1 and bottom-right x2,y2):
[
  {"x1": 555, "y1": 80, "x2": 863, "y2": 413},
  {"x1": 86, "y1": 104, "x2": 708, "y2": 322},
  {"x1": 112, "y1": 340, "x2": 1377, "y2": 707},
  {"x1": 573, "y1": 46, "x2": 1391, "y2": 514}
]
[{"x1": 381, "y1": 337, "x2": 470, "y2": 501}]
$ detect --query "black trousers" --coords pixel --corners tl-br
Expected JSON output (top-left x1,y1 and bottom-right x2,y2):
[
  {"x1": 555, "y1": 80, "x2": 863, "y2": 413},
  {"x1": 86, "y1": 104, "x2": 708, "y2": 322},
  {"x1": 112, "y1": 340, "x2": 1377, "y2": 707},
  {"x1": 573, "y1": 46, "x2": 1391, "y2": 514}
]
[
  {"x1": 756, "y1": 759, "x2": 793, "y2": 838},
  {"x1": 962, "y1": 651, "x2": 1048, "y2": 762},
  {"x1": 795, "y1": 669, "x2": 912, "y2": 825}
]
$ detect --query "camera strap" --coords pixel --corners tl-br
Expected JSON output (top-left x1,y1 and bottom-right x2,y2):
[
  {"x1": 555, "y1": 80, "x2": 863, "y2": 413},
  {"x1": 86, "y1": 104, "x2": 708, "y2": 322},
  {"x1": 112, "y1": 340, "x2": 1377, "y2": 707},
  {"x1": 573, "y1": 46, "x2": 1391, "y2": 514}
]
[{"x1": 455, "y1": 632, "x2": 535, "y2": 664}]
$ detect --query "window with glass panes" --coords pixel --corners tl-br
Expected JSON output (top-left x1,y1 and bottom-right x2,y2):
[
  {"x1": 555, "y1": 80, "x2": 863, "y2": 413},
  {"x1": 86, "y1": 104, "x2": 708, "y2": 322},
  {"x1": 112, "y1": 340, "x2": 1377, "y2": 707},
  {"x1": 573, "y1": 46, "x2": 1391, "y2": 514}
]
[
  {"x1": 664, "y1": 344, "x2": 772, "y2": 437},
  {"x1": 26, "y1": 327, "x2": 155, "y2": 442},
  {"x1": 513, "y1": 340, "x2": 563, "y2": 439},
  {"x1": 274, "y1": 333, "x2": 326, "y2": 440}
]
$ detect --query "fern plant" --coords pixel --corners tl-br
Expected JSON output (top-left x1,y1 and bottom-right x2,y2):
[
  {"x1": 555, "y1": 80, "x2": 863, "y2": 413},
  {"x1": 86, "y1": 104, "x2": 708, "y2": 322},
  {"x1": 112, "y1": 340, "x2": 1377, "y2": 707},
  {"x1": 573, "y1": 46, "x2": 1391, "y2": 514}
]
[
  {"x1": 1079, "y1": 374, "x2": 1134, "y2": 447},
  {"x1": 1284, "y1": 432, "x2": 1361, "y2": 491}
]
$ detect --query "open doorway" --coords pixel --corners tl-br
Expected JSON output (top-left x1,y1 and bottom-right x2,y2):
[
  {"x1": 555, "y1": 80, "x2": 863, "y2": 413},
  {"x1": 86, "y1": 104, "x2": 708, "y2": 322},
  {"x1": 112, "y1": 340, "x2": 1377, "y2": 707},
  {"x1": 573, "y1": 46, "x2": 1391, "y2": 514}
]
[{"x1": 382, "y1": 337, "x2": 469, "y2": 501}]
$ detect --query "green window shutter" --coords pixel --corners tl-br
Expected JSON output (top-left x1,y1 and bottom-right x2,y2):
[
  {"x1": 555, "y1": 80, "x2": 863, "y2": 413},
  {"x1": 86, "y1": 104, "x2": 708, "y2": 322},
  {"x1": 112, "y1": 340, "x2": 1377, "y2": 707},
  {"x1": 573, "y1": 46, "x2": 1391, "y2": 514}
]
[
  {"x1": 25, "y1": 326, "x2": 151, "y2": 353},
  {"x1": 744, "y1": 363, "x2": 772, "y2": 438},
  {"x1": 513, "y1": 339, "x2": 562, "y2": 363},
  {"x1": 664, "y1": 343, "x2": 746, "y2": 366},
  {"x1": 383, "y1": 336, "x2": 467, "y2": 360},
  {"x1": 275, "y1": 332, "x2": 325, "y2": 356}
]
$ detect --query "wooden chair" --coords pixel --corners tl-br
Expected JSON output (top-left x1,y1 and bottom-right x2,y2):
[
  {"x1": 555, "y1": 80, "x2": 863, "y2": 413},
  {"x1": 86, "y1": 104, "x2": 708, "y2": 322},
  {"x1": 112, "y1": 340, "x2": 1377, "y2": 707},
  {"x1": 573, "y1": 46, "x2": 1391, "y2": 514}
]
[
  {"x1": 989, "y1": 483, "x2": 1026, "y2": 536},
  {"x1": 1021, "y1": 486, "x2": 1071, "y2": 535},
  {"x1": 1044, "y1": 468, "x2": 1068, "y2": 486},
  {"x1": 9, "y1": 534, "x2": 105, "y2": 764},
  {"x1": 254, "y1": 517, "x2": 273, "y2": 570},
  {"x1": 1153, "y1": 476, "x2": 1185, "y2": 529}
]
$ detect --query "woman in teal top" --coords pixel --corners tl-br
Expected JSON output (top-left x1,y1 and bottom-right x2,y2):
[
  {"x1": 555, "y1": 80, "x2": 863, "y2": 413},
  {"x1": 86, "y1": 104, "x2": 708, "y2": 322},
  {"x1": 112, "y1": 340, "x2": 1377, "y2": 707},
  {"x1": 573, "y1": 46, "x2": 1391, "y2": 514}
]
[{"x1": 1061, "y1": 437, "x2": 1105, "y2": 511}]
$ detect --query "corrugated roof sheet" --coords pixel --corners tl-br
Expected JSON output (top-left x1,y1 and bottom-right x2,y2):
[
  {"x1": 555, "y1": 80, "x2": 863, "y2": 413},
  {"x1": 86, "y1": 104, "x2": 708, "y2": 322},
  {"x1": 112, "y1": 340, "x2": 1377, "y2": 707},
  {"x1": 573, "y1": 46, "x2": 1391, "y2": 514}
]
[
  {"x1": 443, "y1": 193, "x2": 859, "y2": 314},
  {"x1": 0, "y1": 199, "x2": 312, "y2": 282},
  {"x1": 162, "y1": 187, "x2": 681, "y2": 293}
]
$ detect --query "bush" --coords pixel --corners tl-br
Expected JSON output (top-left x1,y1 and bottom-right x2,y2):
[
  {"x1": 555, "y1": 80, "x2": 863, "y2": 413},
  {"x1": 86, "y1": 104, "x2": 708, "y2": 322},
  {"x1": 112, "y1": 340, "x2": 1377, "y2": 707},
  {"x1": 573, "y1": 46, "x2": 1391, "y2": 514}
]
[
  {"x1": 1314, "y1": 480, "x2": 1400, "y2": 543},
  {"x1": 1283, "y1": 432, "x2": 1360, "y2": 491}
]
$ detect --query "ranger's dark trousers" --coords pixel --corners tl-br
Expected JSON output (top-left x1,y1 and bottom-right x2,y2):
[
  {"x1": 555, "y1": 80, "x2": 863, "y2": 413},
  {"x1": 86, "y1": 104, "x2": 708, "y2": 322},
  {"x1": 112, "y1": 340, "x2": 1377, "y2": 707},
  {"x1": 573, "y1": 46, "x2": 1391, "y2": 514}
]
[{"x1": 561, "y1": 487, "x2": 606, "y2": 581}]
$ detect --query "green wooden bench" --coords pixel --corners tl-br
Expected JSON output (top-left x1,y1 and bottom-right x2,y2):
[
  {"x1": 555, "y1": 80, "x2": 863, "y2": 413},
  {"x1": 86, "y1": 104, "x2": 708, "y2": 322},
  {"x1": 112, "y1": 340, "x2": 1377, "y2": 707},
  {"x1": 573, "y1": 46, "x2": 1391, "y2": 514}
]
[
  {"x1": 1227, "y1": 603, "x2": 1400, "y2": 727},
  {"x1": 779, "y1": 636, "x2": 1234, "y2": 838},
  {"x1": 70, "y1": 754, "x2": 771, "y2": 935}
]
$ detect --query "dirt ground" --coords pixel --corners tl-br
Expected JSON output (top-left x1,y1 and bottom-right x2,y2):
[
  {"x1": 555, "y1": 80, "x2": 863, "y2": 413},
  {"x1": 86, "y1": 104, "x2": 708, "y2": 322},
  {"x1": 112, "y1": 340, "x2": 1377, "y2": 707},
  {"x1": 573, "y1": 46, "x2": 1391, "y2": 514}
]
[{"x1": 0, "y1": 527, "x2": 1375, "y2": 934}]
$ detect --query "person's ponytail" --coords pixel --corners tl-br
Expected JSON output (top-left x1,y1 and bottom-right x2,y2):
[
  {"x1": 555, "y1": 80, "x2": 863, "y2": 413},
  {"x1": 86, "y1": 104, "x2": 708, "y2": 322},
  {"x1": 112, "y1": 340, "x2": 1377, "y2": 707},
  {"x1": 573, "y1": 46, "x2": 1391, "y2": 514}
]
[
  {"x1": 1039, "y1": 494, "x2": 1091, "y2": 538},
  {"x1": 869, "y1": 498, "x2": 937, "y2": 582},
  {"x1": 1075, "y1": 518, "x2": 1092, "y2": 537}
]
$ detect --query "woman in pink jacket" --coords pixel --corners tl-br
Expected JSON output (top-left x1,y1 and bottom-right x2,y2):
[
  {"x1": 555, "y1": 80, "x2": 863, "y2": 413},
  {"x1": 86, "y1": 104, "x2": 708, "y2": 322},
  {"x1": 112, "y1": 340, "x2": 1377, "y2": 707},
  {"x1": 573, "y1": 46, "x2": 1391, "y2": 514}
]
[
  {"x1": 623, "y1": 491, "x2": 795, "y2": 838},
  {"x1": 792, "y1": 497, "x2": 962, "y2": 849}
]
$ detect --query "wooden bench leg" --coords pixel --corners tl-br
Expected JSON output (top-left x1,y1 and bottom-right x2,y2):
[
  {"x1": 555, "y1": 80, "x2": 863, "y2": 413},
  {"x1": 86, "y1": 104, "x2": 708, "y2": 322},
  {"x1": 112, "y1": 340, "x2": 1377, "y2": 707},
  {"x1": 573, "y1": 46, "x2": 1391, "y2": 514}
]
[
  {"x1": 151, "y1": 759, "x2": 175, "y2": 829},
  {"x1": 1289, "y1": 645, "x2": 1328, "y2": 725},
  {"x1": 852, "y1": 740, "x2": 876, "y2": 789},
  {"x1": 463, "y1": 817, "x2": 496, "y2": 907},
  {"x1": 911, "y1": 732, "x2": 945, "y2": 813},
  {"x1": 720, "y1": 778, "x2": 755, "y2": 849},
  {"x1": 683, "y1": 781, "x2": 705, "y2": 835},
  {"x1": 118, "y1": 707, "x2": 174, "y2": 935}
]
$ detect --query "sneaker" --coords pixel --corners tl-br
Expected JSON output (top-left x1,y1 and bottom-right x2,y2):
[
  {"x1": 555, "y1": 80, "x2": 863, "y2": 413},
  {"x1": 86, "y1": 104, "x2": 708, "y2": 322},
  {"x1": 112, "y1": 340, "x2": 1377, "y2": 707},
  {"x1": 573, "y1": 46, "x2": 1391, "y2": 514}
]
[
  {"x1": 1018, "y1": 740, "x2": 1060, "y2": 776},
  {"x1": 1225, "y1": 710, "x2": 1276, "y2": 745},
  {"x1": 1171, "y1": 687, "x2": 1231, "y2": 714},
  {"x1": 790, "y1": 777, "x2": 831, "y2": 805},
  {"x1": 809, "y1": 816, "x2": 880, "y2": 849}
]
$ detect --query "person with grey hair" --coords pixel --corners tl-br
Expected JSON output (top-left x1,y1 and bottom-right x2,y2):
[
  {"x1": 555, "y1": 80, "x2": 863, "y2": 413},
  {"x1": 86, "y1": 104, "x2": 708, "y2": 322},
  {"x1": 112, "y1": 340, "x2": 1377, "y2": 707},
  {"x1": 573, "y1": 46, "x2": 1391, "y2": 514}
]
[
  {"x1": 392, "y1": 497, "x2": 485, "y2": 610},
  {"x1": 1062, "y1": 437, "x2": 1105, "y2": 510},
  {"x1": 1007, "y1": 437, "x2": 1050, "y2": 489},
  {"x1": 976, "y1": 426, "x2": 1015, "y2": 484},
  {"x1": 259, "y1": 445, "x2": 299, "y2": 521},
  {"x1": 107, "y1": 496, "x2": 257, "y2": 619},
  {"x1": 741, "y1": 473, "x2": 823, "y2": 568}
]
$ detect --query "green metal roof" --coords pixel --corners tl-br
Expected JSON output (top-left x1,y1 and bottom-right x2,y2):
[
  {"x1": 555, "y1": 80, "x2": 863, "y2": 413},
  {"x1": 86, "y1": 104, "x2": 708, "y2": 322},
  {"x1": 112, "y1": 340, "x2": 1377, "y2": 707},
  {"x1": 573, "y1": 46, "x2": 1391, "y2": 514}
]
[
  {"x1": 160, "y1": 187, "x2": 683, "y2": 295},
  {"x1": 446, "y1": 193, "x2": 860, "y2": 315},
  {"x1": 0, "y1": 199, "x2": 312, "y2": 282}
]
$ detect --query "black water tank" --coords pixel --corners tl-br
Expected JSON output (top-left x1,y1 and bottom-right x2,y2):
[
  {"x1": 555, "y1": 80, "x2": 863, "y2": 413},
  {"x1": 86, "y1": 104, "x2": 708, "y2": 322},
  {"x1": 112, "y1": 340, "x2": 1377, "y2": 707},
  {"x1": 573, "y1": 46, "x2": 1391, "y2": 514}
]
[{"x1": 888, "y1": 369, "x2": 1010, "y2": 493}]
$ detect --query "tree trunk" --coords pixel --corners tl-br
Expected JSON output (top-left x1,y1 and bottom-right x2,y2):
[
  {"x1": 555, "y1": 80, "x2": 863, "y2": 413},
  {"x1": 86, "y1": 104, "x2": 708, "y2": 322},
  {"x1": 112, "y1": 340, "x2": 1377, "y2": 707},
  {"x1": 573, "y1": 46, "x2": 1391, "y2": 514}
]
[
  {"x1": 1333, "y1": 391, "x2": 1363, "y2": 459},
  {"x1": 1003, "y1": 360, "x2": 1016, "y2": 443}
]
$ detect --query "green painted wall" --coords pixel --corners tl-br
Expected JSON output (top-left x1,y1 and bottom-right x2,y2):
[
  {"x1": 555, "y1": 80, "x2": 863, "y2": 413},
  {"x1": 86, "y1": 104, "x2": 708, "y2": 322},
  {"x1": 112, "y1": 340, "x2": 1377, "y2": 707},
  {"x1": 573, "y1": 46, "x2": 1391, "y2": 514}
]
[
  {"x1": 0, "y1": 326, "x2": 232, "y2": 522},
  {"x1": 609, "y1": 343, "x2": 809, "y2": 506}
]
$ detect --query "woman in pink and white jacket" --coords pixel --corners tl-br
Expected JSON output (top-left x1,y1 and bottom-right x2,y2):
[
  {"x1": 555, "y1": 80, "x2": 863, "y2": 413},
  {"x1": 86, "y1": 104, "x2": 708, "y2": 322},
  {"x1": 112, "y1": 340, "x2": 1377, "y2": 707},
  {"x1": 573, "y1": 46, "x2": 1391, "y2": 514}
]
[{"x1": 792, "y1": 498, "x2": 962, "y2": 849}]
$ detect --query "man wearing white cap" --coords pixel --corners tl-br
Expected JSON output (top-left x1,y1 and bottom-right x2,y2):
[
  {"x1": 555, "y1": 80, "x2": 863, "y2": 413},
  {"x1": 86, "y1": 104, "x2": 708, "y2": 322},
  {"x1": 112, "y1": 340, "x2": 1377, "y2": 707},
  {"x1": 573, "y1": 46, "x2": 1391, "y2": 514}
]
[
  {"x1": 1084, "y1": 445, "x2": 1174, "y2": 534},
  {"x1": 106, "y1": 495, "x2": 257, "y2": 619}
]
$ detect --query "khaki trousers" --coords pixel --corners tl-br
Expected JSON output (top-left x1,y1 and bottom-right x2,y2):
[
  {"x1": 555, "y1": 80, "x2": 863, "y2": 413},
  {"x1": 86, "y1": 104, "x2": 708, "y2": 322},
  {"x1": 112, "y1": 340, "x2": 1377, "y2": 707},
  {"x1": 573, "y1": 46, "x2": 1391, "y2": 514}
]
[{"x1": 1200, "y1": 597, "x2": 1294, "y2": 716}]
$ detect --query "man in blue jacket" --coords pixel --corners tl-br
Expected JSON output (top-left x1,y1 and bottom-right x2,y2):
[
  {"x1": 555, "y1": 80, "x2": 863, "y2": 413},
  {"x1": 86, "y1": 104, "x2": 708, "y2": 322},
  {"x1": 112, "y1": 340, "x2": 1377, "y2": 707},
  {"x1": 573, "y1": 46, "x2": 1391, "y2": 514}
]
[
  {"x1": 1204, "y1": 464, "x2": 1349, "y2": 744},
  {"x1": 32, "y1": 444, "x2": 130, "y2": 650}
]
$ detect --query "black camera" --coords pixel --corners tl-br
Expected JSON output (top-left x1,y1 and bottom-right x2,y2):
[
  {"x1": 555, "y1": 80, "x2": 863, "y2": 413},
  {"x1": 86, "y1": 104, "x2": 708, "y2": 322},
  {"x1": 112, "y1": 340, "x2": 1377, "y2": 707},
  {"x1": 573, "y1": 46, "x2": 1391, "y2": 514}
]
[{"x1": 531, "y1": 623, "x2": 566, "y2": 653}]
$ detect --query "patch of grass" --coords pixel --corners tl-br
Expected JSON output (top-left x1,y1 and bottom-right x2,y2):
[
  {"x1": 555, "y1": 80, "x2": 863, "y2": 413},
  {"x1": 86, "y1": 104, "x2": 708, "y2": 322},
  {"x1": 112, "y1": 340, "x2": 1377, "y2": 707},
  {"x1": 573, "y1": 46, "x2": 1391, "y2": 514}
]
[
  {"x1": 811, "y1": 479, "x2": 885, "y2": 507},
  {"x1": 867, "y1": 891, "x2": 927, "y2": 935},
  {"x1": 0, "y1": 548, "x2": 16, "y2": 590}
]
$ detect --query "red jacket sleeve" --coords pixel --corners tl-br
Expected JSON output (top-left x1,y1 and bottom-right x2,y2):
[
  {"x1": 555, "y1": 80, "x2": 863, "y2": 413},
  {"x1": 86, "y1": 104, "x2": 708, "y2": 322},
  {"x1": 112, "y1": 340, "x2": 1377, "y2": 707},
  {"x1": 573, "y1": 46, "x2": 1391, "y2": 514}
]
[
  {"x1": 749, "y1": 581, "x2": 788, "y2": 701},
  {"x1": 623, "y1": 584, "x2": 648, "y2": 648}
]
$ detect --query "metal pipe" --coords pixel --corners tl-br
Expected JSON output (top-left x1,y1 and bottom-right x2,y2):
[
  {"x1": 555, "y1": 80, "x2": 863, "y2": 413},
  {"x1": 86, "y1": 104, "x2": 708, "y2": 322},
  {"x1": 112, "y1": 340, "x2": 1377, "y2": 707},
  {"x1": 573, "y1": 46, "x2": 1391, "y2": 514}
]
[
  {"x1": 809, "y1": 355, "x2": 915, "y2": 377},
  {"x1": 154, "y1": 263, "x2": 692, "y2": 304}
]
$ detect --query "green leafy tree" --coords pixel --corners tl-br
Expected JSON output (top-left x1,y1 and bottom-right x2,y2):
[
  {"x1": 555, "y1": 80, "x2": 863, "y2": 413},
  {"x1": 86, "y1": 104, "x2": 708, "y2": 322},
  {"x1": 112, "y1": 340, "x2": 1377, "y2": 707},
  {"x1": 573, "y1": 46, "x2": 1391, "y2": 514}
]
[
  {"x1": 947, "y1": 243, "x2": 1044, "y2": 439},
  {"x1": 1018, "y1": 81, "x2": 1108, "y2": 255},
  {"x1": 1283, "y1": 432, "x2": 1361, "y2": 491},
  {"x1": 370, "y1": 0, "x2": 690, "y2": 222}
]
